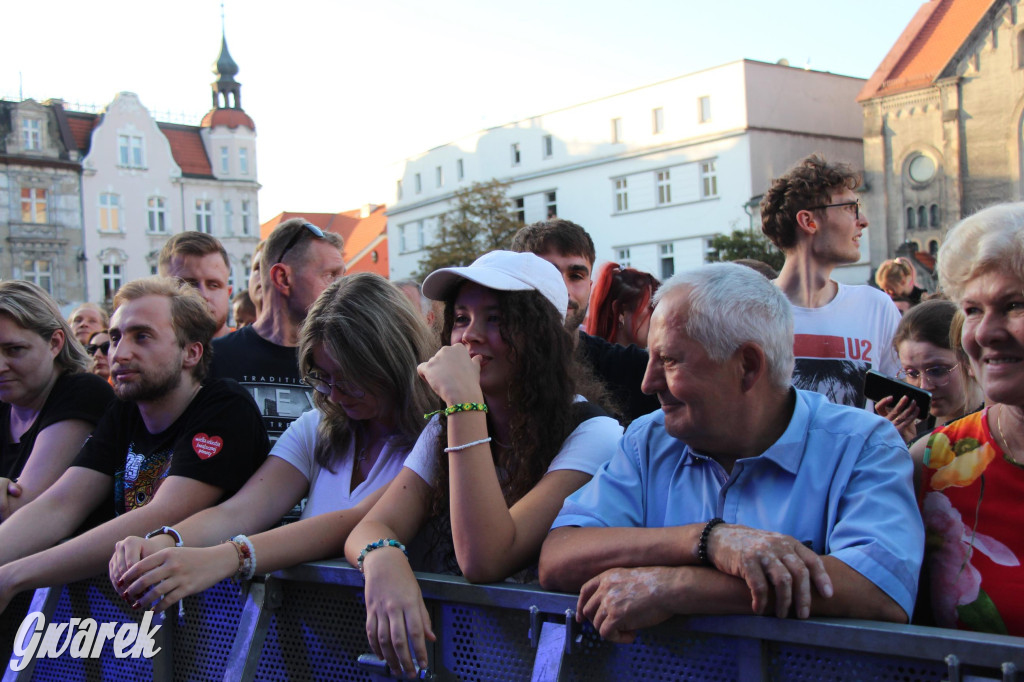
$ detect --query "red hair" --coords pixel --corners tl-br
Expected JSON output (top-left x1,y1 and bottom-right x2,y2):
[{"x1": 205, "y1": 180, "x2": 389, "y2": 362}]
[{"x1": 585, "y1": 262, "x2": 660, "y2": 344}]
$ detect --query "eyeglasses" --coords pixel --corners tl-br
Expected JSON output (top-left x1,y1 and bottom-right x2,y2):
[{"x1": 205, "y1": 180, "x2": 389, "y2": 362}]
[
  {"x1": 807, "y1": 200, "x2": 860, "y2": 221},
  {"x1": 276, "y1": 223, "x2": 325, "y2": 264},
  {"x1": 303, "y1": 371, "x2": 365, "y2": 398},
  {"x1": 86, "y1": 341, "x2": 110, "y2": 357},
  {"x1": 896, "y1": 364, "x2": 959, "y2": 387}
]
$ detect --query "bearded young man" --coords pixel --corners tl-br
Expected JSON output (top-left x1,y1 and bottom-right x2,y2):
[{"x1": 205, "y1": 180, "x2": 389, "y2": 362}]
[{"x1": 0, "y1": 277, "x2": 267, "y2": 615}]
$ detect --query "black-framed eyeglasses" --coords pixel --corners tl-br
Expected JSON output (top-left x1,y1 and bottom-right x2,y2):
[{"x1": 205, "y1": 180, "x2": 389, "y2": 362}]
[
  {"x1": 807, "y1": 200, "x2": 860, "y2": 221},
  {"x1": 896, "y1": 364, "x2": 959, "y2": 387},
  {"x1": 276, "y1": 223, "x2": 325, "y2": 264},
  {"x1": 303, "y1": 371, "x2": 365, "y2": 398},
  {"x1": 86, "y1": 341, "x2": 110, "y2": 357}
]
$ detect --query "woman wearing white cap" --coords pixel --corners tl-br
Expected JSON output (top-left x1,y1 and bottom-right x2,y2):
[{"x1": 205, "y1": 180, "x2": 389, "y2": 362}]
[{"x1": 346, "y1": 250, "x2": 622, "y2": 677}]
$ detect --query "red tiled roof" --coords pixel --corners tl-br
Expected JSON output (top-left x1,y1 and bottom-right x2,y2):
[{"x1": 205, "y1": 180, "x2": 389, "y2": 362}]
[
  {"x1": 261, "y1": 206, "x2": 389, "y2": 276},
  {"x1": 200, "y1": 108, "x2": 255, "y2": 130},
  {"x1": 65, "y1": 112, "x2": 99, "y2": 156},
  {"x1": 158, "y1": 123, "x2": 214, "y2": 178},
  {"x1": 859, "y1": 0, "x2": 995, "y2": 101},
  {"x1": 913, "y1": 251, "x2": 936, "y2": 271}
]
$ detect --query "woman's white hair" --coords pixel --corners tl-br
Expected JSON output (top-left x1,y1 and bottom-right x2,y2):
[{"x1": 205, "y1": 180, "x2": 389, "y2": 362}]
[
  {"x1": 653, "y1": 263, "x2": 794, "y2": 390},
  {"x1": 938, "y1": 202, "x2": 1024, "y2": 303}
]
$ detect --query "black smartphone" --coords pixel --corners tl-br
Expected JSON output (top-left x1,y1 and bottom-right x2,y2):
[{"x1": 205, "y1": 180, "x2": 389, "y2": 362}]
[{"x1": 863, "y1": 369, "x2": 931, "y2": 415}]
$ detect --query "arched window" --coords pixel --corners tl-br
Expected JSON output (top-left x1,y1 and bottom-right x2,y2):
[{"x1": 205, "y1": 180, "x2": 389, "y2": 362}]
[
  {"x1": 907, "y1": 206, "x2": 915, "y2": 230},
  {"x1": 930, "y1": 204, "x2": 940, "y2": 227},
  {"x1": 910, "y1": 241, "x2": 921, "y2": 253},
  {"x1": 918, "y1": 206, "x2": 927, "y2": 229},
  {"x1": 929, "y1": 240, "x2": 939, "y2": 256},
  {"x1": 1018, "y1": 30, "x2": 1024, "y2": 68}
]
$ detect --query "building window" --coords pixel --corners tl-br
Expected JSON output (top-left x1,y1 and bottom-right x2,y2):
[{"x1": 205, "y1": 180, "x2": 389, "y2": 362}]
[
  {"x1": 652, "y1": 107, "x2": 664, "y2": 134},
  {"x1": 511, "y1": 143, "x2": 521, "y2": 167},
  {"x1": 241, "y1": 200, "x2": 252, "y2": 236},
  {"x1": 399, "y1": 225, "x2": 407, "y2": 253},
  {"x1": 543, "y1": 135, "x2": 553, "y2": 159},
  {"x1": 929, "y1": 240, "x2": 939, "y2": 256},
  {"x1": 118, "y1": 134, "x2": 144, "y2": 168},
  {"x1": 22, "y1": 119, "x2": 41, "y2": 151},
  {"x1": 99, "y1": 193, "x2": 121, "y2": 232},
  {"x1": 700, "y1": 161, "x2": 718, "y2": 198},
  {"x1": 617, "y1": 248, "x2": 631, "y2": 268},
  {"x1": 930, "y1": 204, "x2": 940, "y2": 227},
  {"x1": 660, "y1": 243, "x2": 675, "y2": 280},
  {"x1": 1018, "y1": 30, "x2": 1024, "y2": 68},
  {"x1": 415, "y1": 173, "x2": 422, "y2": 194},
  {"x1": 457, "y1": 159, "x2": 464, "y2": 181},
  {"x1": 514, "y1": 197, "x2": 525, "y2": 223},
  {"x1": 22, "y1": 259, "x2": 52, "y2": 294},
  {"x1": 906, "y1": 206, "x2": 915, "y2": 230},
  {"x1": 102, "y1": 264, "x2": 123, "y2": 302},
  {"x1": 396, "y1": 180, "x2": 403, "y2": 200},
  {"x1": 436, "y1": 166, "x2": 444, "y2": 188},
  {"x1": 907, "y1": 154, "x2": 937, "y2": 185},
  {"x1": 239, "y1": 148, "x2": 249, "y2": 175},
  {"x1": 223, "y1": 200, "x2": 233, "y2": 234},
  {"x1": 698, "y1": 96, "x2": 712, "y2": 123},
  {"x1": 657, "y1": 171, "x2": 671, "y2": 204},
  {"x1": 220, "y1": 147, "x2": 230, "y2": 174},
  {"x1": 416, "y1": 221, "x2": 425, "y2": 250},
  {"x1": 147, "y1": 197, "x2": 167, "y2": 233},
  {"x1": 918, "y1": 205, "x2": 927, "y2": 229},
  {"x1": 20, "y1": 188, "x2": 47, "y2": 223},
  {"x1": 611, "y1": 117, "x2": 622, "y2": 143},
  {"x1": 615, "y1": 178, "x2": 628, "y2": 212},
  {"x1": 546, "y1": 191, "x2": 557, "y2": 219},
  {"x1": 195, "y1": 199, "x2": 213, "y2": 234}
]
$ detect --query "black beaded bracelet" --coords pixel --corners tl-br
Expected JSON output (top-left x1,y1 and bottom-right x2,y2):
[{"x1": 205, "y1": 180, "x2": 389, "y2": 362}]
[{"x1": 697, "y1": 517, "x2": 725, "y2": 565}]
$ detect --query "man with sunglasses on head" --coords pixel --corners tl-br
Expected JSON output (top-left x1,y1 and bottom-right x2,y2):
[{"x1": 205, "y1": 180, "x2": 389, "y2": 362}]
[
  {"x1": 760, "y1": 155, "x2": 900, "y2": 408},
  {"x1": 210, "y1": 218, "x2": 346, "y2": 443}
]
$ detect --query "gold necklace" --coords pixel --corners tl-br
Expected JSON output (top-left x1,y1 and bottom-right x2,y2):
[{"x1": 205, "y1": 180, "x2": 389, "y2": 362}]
[{"x1": 996, "y1": 405, "x2": 1024, "y2": 467}]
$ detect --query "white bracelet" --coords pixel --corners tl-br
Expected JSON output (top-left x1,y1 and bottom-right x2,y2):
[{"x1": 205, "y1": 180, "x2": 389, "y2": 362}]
[
  {"x1": 444, "y1": 437, "x2": 492, "y2": 453},
  {"x1": 230, "y1": 534, "x2": 257, "y2": 581},
  {"x1": 145, "y1": 526, "x2": 183, "y2": 547}
]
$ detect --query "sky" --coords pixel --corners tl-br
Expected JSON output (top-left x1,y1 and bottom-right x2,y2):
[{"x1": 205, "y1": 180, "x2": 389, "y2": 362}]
[{"x1": 3, "y1": 0, "x2": 926, "y2": 223}]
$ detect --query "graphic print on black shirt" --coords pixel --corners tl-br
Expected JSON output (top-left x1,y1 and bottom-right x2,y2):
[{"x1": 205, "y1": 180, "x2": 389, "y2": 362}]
[{"x1": 115, "y1": 438, "x2": 172, "y2": 515}]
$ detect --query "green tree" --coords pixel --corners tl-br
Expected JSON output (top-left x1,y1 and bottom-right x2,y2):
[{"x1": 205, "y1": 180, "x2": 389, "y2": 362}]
[
  {"x1": 414, "y1": 179, "x2": 524, "y2": 279},
  {"x1": 706, "y1": 229, "x2": 786, "y2": 272}
]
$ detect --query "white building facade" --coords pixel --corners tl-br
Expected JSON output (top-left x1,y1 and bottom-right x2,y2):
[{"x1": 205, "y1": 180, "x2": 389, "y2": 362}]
[{"x1": 388, "y1": 60, "x2": 869, "y2": 283}]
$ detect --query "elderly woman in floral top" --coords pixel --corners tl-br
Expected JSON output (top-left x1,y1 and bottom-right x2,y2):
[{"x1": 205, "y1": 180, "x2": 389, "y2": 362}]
[{"x1": 913, "y1": 202, "x2": 1024, "y2": 636}]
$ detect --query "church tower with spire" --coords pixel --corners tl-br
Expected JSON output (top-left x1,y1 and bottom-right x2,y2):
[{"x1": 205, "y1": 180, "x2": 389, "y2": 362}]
[{"x1": 200, "y1": 21, "x2": 257, "y2": 185}]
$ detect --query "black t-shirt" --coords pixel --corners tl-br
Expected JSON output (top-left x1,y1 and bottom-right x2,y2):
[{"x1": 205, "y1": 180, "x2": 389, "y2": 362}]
[
  {"x1": 210, "y1": 325, "x2": 315, "y2": 444},
  {"x1": 577, "y1": 331, "x2": 660, "y2": 424},
  {"x1": 0, "y1": 372, "x2": 115, "y2": 480},
  {"x1": 72, "y1": 378, "x2": 268, "y2": 516}
]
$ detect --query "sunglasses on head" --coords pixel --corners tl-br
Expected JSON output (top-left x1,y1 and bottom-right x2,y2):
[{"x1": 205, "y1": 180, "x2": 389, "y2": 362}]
[
  {"x1": 87, "y1": 341, "x2": 110, "y2": 357},
  {"x1": 276, "y1": 223, "x2": 325, "y2": 264}
]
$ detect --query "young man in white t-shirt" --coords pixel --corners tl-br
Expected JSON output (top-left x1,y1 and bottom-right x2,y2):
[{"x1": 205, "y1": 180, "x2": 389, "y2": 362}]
[{"x1": 760, "y1": 155, "x2": 900, "y2": 408}]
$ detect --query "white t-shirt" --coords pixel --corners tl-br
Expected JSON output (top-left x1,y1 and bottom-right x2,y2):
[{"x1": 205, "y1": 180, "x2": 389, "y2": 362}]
[
  {"x1": 403, "y1": 397, "x2": 623, "y2": 485},
  {"x1": 270, "y1": 409, "x2": 410, "y2": 520},
  {"x1": 790, "y1": 283, "x2": 901, "y2": 408}
]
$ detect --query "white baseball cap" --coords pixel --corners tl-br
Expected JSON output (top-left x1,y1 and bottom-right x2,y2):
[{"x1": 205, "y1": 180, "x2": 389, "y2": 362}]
[{"x1": 421, "y1": 250, "x2": 568, "y2": 321}]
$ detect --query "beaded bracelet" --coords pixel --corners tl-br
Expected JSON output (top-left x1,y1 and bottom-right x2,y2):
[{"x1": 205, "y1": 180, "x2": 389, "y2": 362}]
[
  {"x1": 228, "y1": 534, "x2": 257, "y2": 581},
  {"x1": 424, "y1": 402, "x2": 488, "y2": 419},
  {"x1": 697, "y1": 517, "x2": 725, "y2": 566},
  {"x1": 444, "y1": 437, "x2": 492, "y2": 453},
  {"x1": 357, "y1": 538, "x2": 408, "y2": 574},
  {"x1": 145, "y1": 526, "x2": 184, "y2": 547}
]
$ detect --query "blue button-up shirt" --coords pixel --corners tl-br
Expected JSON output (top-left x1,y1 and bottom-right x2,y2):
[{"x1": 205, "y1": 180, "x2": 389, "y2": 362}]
[{"x1": 553, "y1": 389, "x2": 924, "y2": 618}]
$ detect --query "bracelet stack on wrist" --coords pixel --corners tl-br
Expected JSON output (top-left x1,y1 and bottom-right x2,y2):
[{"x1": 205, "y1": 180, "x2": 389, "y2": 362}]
[
  {"x1": 697, "y1": 517, "x2": 725, "y2": 566},
  {"x1": 227, "y1": 534, "x2": 257, "y2": 582},
  {"x1": 424, "y1": 402, "x2": 488, "y2": 419},
  {"x1": 357, "y1": 538, "x2": 408, "y2": 574},
  {"x1": 145, "y1": 526, "x2": 184, "y2": 547}
]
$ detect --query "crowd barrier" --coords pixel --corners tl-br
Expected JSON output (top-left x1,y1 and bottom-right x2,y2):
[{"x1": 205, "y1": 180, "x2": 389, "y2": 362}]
[{"x1": 3, "y1": 560, "x2": 1024, "y2": 681}]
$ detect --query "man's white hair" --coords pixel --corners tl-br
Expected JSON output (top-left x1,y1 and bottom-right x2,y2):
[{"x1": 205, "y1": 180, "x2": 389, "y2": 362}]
[{"x1": 653, "y1": 263, "x2": 795, "y2": 390}]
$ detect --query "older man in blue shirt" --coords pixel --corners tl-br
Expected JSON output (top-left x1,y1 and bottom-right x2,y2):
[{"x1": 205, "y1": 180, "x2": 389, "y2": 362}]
[{"x1": 539, "y1": 263, "x2": 923, "y2": 643}]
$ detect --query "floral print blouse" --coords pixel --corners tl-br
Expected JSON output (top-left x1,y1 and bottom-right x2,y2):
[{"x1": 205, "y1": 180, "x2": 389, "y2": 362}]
[{"x1": 922, "y1": 407, "x2": 1023, "y2": 635}]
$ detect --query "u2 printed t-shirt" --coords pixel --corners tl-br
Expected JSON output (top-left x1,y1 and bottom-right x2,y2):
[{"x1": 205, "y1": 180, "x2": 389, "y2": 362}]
[{"x1": 72, "y1": 378, "x2": 269, "y2": 516}]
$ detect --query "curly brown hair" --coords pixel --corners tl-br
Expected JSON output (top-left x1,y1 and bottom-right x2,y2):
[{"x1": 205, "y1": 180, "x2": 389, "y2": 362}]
[
  {"x1": 760, "y1": 155, "x2": 859, "y2": 250},
  {"x1": 426, "y1": 286, "x2": 611, "y2": 573}
]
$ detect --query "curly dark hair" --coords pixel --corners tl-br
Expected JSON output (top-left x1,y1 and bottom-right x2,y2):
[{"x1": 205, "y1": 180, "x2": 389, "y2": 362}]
[
  {"x1": 760, "y1": 155, "x2": 860, "y2": 250},
  {"x1": 425, "y1": 286, "x2": 611, "y2": 573}
]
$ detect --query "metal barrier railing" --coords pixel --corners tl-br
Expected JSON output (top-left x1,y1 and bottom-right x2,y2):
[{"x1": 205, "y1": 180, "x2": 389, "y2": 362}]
[{"x1": 4, "y1": 560, "x2": 1024, "y2": 681}]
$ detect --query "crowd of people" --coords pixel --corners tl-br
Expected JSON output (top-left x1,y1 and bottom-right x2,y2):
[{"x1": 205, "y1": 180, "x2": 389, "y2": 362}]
[{"x1": 0, "y1": 153, "x2": 1022, "y2": 674}]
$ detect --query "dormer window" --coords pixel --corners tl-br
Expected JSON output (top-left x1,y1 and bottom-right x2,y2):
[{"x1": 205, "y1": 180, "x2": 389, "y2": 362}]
[{"x1": 22, "y1": 119, "x2": 41, "y2": 151}]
